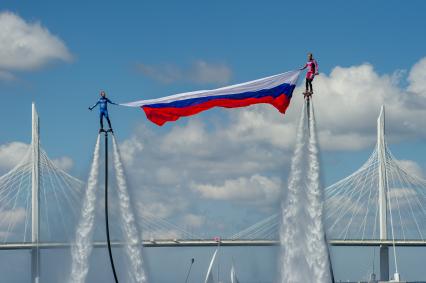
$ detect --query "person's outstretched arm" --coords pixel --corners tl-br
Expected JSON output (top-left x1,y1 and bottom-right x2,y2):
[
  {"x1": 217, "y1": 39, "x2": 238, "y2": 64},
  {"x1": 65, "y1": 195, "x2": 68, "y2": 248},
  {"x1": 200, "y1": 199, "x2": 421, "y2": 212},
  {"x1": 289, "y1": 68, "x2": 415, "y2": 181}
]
[
  {"x1": 106, "y1": 98, "x2": 118, "y2": 105},
  {"x1": 300, "y1": 63, "x2": 307, "y2": 70},
  {"x1": 89, "y1": 99, "x2": 100, "y2": 110}
]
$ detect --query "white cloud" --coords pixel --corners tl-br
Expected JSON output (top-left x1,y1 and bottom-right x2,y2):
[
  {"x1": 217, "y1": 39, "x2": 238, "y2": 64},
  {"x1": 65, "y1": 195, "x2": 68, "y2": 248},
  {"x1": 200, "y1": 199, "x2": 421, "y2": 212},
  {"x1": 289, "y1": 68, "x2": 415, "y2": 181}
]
[
  {"x1": 137, "y1": 60, "x2": 232, "y2": 84},
  {"x1": 191, "y1": 174, "x2": 281, "y2": 204},
  {"x1": 225, "y1": 108, "x2": 297, "y2": 150},
  {"x1": 0, "y1": 142, "x2": 29, "y2": 173},
  {"x1": 202, "y1": 60, "x2": 426, "y2": 153},
  {"x1": 137, "y1": 63, "x2": 180, "y2": 84},
  {"x1": 133, "y1": 58, "x2": 426, "y2": 163},
  {"x1": 141, "y1": 229, "x2": 183, "y2": 240},
  {"x1": 0, "y1": 11, "x2": 71, "y2": 72},
  {"x1": 0, "y1": 141, "x2": 75, "y2": 175},
  {"x1": 408, "y1": 57, "x2": 426, "y2": 96},
  {"x1": 388, "y1": 187, "x2": 419, "y2": 208},
  {"x1": 160, "y1": 120, "x2": 209, "y2": 156},
  {"x1": 52, "y1": 156, "x2": 74, "y2": 171},
  {"x1": 288, "y1": 59, "x2": 426, "y2": 150},
  {"x1": 119, "y1": 137, "x2": 144, "y2": 166},
  {"x1": 397, "y1": 160, "x2": 424, "y2": 179},
  {"x1": 183, "y1": 214, "x2": 205, "y2": 228},
  {"x1": 189, "y1": 60, "x2": 232, "y2": 84},
  {"x1": 0, "y1": 208, "x2": 26, "y2": 227},
  {"x1": 0, "y1": 208, "x2": 27, "y2": 240},
  {"x1": 0, "y1": 70, "x2": 15, "y2": 81},
  {"x1": 136, "y1": 193, "x2": 189, "y2": 220},
  {"x1": 117, "y1": 118, "x2": 289, "y2": 236},
  {"x1": 318, "y1": 130, "x2": 373, "y2": 151},
  {"x1": 155, "y1": 166, "x2": 181, "y2": 185},
  {"x1": 119, "y1": 56, "x2": 426, "y2": 236}
]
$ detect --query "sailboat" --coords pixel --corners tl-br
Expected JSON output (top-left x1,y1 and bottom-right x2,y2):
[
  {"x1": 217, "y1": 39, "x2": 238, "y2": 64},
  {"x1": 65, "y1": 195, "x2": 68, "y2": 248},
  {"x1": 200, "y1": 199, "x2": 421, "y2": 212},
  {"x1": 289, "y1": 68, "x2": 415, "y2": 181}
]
[
  {"x1": 204, "y1": 249, "x2": 218, "y2": 283},
  {"x1": 230, "y1": 263, "x2": 240, "y2": 283}
]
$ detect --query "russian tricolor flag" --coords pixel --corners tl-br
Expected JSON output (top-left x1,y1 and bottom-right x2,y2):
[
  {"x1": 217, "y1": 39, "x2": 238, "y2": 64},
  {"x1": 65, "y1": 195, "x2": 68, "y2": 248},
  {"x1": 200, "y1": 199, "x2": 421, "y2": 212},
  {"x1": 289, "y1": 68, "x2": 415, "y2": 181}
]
[{"x1": 121, "y1": 70, "x2": 300, "y2": 126}]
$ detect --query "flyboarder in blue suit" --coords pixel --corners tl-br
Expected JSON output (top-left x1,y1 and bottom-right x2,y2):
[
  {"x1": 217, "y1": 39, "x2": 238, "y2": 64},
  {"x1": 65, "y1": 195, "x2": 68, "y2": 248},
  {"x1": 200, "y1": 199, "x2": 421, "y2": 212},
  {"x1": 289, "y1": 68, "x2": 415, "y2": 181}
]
[{"x1": 89, "y1": 90, "x2": 117, "y2": 132}]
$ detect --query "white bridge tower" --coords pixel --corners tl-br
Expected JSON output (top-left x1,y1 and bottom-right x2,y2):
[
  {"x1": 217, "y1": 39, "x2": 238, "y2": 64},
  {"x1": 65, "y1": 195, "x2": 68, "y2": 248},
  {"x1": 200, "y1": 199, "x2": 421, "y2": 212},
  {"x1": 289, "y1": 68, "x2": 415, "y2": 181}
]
[{"x1": 31, "y1": 103, "x2": 40, "y2": 283}]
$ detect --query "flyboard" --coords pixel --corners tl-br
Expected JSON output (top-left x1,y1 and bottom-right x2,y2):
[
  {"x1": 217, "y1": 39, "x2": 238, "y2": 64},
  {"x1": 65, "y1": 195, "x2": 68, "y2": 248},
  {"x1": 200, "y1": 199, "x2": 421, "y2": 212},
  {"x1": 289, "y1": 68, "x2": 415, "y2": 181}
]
[{"x1": 99, "y1": 128, "x2": 114, "y2": 133}]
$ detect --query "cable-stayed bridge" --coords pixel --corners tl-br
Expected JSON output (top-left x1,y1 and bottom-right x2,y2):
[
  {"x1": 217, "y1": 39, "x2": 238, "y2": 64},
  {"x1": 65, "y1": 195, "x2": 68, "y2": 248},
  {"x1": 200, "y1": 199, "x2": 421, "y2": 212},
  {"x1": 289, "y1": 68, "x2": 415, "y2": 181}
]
[
  {"x1": 0, "y1": 104, "x2": 425, "y2": 282},
  {"x1": 228, "y1": 106, "x2": 426, "y2": 281}
]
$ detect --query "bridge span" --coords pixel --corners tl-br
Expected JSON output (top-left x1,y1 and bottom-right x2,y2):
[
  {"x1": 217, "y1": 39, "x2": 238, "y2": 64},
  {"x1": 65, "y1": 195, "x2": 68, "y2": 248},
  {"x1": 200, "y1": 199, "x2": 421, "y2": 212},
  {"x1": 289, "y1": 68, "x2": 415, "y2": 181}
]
[{"x1": 1, "y1": 239, "x2": 426, "y2": 250}]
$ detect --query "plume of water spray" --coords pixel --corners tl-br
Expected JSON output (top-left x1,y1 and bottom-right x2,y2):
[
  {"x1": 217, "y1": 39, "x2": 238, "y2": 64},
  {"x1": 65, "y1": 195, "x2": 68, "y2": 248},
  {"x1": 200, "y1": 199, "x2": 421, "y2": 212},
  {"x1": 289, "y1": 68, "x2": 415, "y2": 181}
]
[
  {"x1": 69, "y1": 136, "x2": 101, "y2": 283},
  {"x1": 279, "y1": 102, "x2": 310, "y2": 283},
  {"x1": 112, "y1": 136, "x2": 148, "y2": 283},
  {"x1": 279, "y1": 101, "x2": 331, "y2": 283},
  {"x1": 305, "y1": 102, "x2": 332, "y2": 282}
]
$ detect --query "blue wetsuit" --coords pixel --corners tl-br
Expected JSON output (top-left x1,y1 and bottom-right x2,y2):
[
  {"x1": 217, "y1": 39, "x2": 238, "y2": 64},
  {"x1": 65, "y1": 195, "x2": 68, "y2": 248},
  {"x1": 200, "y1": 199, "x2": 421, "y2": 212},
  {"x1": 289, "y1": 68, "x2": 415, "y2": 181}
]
[{"x1": 90, "y1": 97, "x2": 117, "y2": 129}]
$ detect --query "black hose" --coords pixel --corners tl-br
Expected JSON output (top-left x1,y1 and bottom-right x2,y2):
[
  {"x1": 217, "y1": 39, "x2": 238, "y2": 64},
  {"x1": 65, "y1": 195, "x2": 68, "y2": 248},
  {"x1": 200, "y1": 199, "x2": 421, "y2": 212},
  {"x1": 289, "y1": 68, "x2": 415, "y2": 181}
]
[
  {"x1": 104, "y1": 131, "x2": 119, "y2": 283},
  {"x1": 184, "y1": 258, "x2": 195, "y2": 283}
]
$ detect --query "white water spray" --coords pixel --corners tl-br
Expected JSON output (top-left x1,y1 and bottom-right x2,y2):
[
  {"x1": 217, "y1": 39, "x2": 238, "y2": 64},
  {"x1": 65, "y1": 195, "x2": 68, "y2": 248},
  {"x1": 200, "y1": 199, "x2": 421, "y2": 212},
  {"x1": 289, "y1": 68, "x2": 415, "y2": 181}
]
[
  {"x1": 69, "y1": 136, "x2": 101, "y2": 283},
  {"x1": 112, "y1": 136, "x2": 148, "y2": 283},
  {"x1": 305, "y1": 102, "x2": 332, "y2": 282},
  {"x1": 279, "y1": 101, "x2": 331, "y2": 283}
]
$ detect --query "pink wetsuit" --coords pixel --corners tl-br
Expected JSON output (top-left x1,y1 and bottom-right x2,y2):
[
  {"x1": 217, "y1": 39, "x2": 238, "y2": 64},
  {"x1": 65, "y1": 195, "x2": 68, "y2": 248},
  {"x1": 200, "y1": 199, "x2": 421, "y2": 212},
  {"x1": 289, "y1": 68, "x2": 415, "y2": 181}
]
[{"x1": 302, "y1": 59, "x2": 318, "y2": 79}]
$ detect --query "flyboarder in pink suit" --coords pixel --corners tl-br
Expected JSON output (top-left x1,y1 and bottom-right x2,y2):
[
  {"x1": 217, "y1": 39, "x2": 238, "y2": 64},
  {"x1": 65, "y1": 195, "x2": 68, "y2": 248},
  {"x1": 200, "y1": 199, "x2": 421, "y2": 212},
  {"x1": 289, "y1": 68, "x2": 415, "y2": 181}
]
[{"x1": 300, "y1": 53, "x2": 319, "y2": 99}]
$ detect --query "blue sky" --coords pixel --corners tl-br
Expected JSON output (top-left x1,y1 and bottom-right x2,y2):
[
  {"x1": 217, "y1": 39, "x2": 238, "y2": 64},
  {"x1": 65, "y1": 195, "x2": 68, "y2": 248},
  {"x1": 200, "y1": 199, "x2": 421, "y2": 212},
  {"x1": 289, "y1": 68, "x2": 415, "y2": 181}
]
[
  {"x1": 0, "y1": 0, "x2": 425, "y2": 167},
  {"x1": 1, "y1": 0, "x2": 426, "y2": 282}
]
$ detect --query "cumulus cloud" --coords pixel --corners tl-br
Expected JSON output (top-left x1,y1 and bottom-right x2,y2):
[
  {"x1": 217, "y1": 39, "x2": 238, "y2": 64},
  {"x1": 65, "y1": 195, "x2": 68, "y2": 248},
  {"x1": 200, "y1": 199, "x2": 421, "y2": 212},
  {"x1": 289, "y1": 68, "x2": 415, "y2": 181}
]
[
  {"x1": 275, "y1": 58, "x2": 426, "y2": 151},
  {"x1": 387, "y1": 187, "x2": 420, "y2": 212},
  {"x1": 137, "y1": 60, "x2": 232, "y2": 85},
  {"x1": 136, "y1": 191, "x2": 189, "y2": 220},
  {"x1": 192, "y1": 174, "x2": 281, "y2": 204},
  {"x1": 118, "y1": 118, "x2": 288, "y2": 236},
  {"x1": 203, "y1": 61, "x2": 424, "y2": 153},
  {"x1": 224, "y1": 108, "x2": 297, "y2": 150},
  {"x1": 141, "y1": 229, "x2": 183, "y2": 240},
  {"x1": 119, "y1": 57, "x2": 426, "y2": 236},
  {"x1": 408, "y1": 57, "x2": 426, "y2": 96},
  {"x1": 0, "y1": 142, "x2": 29, "y2": 173},
  {"x1": 0, "y1": 141, "x2": 74, "y2": 175},
  {"x1": 397, "y1": 159, "x2": 424, "y2": 178},
  {"x1": 155, "y1": 166, "x2": 181, "y2": 185},
  {"x1": 0, "y1": 208, "x2": 27, "y2": 240},
  {"x1": 119, "y1": 137, "x2": 144, "y2": 166},
  {"x1": 52, "y1": 156, "x2": 74, "y2": 171},
  {"x1": 160, "y1": 120, "x2": 210, "y2": 156},
  {"x1": 0, "y1": 11, "x2": 71, "y2": 76},
  {"x1": 0, "y1": 70, "x2": 15, "y2": 81},
  {"x1": 183, "y1": 214, "x2": 205, "y2": 228},
  {"x1": 0, "y1": 208, "x2": 26, "y2": 228}
]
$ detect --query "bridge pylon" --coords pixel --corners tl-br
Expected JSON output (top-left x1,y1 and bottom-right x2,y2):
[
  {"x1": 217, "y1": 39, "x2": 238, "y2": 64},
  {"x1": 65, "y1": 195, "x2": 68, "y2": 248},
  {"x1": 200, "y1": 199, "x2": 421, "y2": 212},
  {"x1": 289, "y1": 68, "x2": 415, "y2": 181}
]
[
  {"x1": 377, "y1": 105, "x2": 389, "y2": 281},
  {"x1": 31, "y1": 103, "x2": 40, "y2": 283}
]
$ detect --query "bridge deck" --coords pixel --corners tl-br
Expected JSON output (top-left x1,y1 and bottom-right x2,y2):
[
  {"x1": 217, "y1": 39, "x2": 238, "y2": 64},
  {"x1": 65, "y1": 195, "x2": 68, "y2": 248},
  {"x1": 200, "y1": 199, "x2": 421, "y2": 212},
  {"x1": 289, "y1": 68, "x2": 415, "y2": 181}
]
[{"x1": 0, "y1": 239, "x2": 425, "y2": 250}]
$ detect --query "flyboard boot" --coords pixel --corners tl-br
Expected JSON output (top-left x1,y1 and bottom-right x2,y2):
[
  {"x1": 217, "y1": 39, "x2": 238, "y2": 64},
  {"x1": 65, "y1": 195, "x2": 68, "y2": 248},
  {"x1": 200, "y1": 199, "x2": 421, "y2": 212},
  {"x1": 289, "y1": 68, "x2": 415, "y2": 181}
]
[{"x1": 303, "y1": 91, "x2": 313, "y2": 100}]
